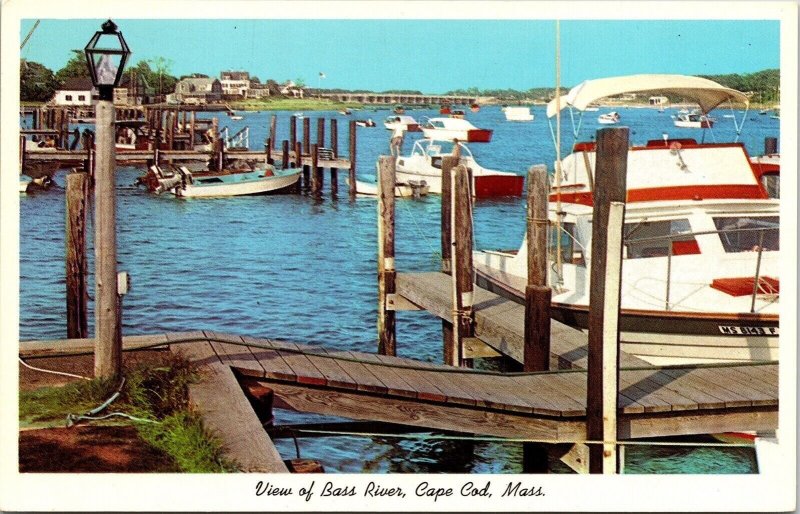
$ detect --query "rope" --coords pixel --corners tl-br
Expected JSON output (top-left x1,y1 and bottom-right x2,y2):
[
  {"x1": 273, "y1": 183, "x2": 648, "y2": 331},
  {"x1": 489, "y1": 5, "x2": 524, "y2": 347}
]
[
  {"x1": 19, "y1": 357, "x2": 91, "y2": 381},
  {"x1": 292, "y1": 428, "x2": 756, "y2": 448}
]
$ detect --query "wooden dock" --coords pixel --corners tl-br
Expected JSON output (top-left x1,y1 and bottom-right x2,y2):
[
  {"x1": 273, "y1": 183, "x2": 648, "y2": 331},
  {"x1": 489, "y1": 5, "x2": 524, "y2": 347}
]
[{"x1": 395, "y1": 271, "x2": 648, "y2": 369}]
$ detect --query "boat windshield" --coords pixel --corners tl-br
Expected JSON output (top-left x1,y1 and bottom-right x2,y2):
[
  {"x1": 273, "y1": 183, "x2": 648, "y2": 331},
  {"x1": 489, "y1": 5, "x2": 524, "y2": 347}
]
[{"x1": 713, "y1": 216, "x2": 779, "y2": 253}]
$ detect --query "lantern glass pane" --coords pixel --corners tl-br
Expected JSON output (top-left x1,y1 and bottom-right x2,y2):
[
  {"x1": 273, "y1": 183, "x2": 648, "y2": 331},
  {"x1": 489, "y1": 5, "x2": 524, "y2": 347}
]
[
  {"x1": 94, "y1": 32, "x2": 124, "y2": 52},
  {"x1": 90, "y1": 53, "x2": 122, "y2": 86}
]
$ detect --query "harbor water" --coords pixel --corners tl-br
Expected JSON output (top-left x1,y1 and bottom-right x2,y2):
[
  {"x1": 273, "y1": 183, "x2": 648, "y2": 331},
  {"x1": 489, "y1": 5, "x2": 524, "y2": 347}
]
[{"x1": 19, "y1": 105, "x2": 777, "y2": 473}]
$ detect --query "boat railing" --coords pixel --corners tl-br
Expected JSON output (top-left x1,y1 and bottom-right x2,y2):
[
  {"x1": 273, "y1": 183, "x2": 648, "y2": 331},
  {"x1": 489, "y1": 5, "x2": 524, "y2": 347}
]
[
  {"x1": 625, "y1": 226, "x2": 778, "y2": 311},
  {"x1": 548, "y1": 224, "x2": 778, "y2": 312}
]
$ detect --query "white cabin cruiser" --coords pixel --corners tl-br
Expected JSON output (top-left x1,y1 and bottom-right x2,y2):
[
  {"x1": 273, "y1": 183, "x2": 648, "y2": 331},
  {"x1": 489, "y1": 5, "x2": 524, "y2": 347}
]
[
  {"x1": 384, "y1": 115, "x2": 422, "y2": 132},
  {"x1": 421, "y1": 117, "x2": 493, "y2": 143},
  {"x1": 395, "y1": 139, "x2": 523, "y2": 198},
  {"x1": 474, "y1": 74, "x2": 778, "y2": 365},
  {"x1": 673, "y1": 110, "x2": 715, "y2": 128},
  {"x1": 504, "y1": 106, "x2": 535, "y2": 122}
]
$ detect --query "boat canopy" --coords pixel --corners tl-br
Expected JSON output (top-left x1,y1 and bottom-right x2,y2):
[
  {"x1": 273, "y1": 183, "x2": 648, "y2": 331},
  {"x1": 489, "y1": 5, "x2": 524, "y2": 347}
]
[{"x1": 546, "y1": 74, "x2": 749, "y2": 118}]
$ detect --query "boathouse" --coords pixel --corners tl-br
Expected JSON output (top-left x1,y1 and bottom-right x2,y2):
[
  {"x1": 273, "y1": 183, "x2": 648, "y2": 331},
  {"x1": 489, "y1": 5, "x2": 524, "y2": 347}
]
[
  {"x1": 52, "y1": 78, "x2": 95, "y2": 106},
  {"x1": 174, "y1": 77, "x2": 223, "y2": 104}
]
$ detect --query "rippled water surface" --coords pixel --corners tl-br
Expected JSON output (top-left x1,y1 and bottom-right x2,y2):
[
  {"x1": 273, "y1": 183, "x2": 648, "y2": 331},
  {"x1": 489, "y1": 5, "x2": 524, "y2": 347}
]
[{"x1": 20, "y1": 106, "x2": 777, "y2": 473}]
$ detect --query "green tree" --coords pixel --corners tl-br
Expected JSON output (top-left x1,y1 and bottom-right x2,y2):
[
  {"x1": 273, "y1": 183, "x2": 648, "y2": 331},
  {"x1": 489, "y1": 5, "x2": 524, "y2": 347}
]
[
  {"x1": 54, "y1": 50, "x2": 91, "y2": 86},
  {"x1": 20, "y1": 59, "x2": 57, "y2": 101},
  {"x1": 148, "y1": 57, "x2": 177, "y2": 96}
]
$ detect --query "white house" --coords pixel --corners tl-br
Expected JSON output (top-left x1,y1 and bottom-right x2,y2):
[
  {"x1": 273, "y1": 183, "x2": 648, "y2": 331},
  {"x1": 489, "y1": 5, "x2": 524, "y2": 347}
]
[
  {"x1": 174, "y1": 77, "x2": 223, "y2": 104},
  {"x1": 53, "y1": 78, "x2": 95, "y2": 106},
  {"x1": 280, "y1": 80, "x2": 305, "y2": 98},
  {"x1": 220, "y1": 71, "x2": 250, "y2": 98}
]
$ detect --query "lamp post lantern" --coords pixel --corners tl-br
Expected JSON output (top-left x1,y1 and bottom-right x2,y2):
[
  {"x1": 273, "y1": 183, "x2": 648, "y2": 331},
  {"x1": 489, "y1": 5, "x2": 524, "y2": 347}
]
[{"x1": 85, "y1": 19, "x2": 130, "y2": 378}]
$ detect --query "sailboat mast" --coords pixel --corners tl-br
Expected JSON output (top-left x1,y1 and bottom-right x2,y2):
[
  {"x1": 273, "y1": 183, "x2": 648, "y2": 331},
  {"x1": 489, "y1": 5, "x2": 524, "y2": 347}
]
[{"x1": 554, "y1": 20, "x2": 564, "y2": 285}]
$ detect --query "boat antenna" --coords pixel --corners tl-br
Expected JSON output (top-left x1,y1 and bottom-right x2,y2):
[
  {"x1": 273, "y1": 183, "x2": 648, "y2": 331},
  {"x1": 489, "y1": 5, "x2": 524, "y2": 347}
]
[{"x1": 554, "y1": 19, "x2": 564, "y2": 286}]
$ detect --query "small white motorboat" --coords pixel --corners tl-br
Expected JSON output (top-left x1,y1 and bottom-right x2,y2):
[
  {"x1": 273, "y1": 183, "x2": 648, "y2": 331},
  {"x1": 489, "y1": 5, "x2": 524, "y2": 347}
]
[
  {"x1": 355, "y1": 119, "x2": 376, "y2": 128},
  {"x1": 346, "y1": 177, "x2": 429, "y2": 198},
  {"x1": 673, "y1": 110, "x2": 714, "y2": 128},
  {"x1": 141, "y1": 164, "x2": 300, "y2": 198},
  {"x1": 420, "y1": 117, "x2": 493, "y2": 143},
  {"x1": 383, "y1": 115, "x2": 422, "y2": 132},
  {"x1": 395, "y1": 139, "x2": 523, "y2": 198},
  {"x1": 598, "y1": 111, "x2": 620, "y2": 124},
  {"x1": 19, "y1": 175, "x2": 31, "y2": 193},
  {"x1": 504, "y1": 106, "x2": 534, "y2": 122}
]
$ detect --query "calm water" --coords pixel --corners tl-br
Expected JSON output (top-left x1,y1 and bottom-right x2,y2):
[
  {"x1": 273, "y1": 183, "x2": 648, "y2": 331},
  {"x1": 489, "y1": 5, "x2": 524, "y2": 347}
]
[{"x1": 19, "y1": 105, "x2": 777, "y2": 473}]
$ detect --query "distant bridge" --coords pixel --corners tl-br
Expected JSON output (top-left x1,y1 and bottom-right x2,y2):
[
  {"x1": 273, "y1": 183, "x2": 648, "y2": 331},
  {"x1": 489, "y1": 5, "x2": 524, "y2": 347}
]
[{"x1": 319, "y1": 92, "x2": 478, "y2": 106}]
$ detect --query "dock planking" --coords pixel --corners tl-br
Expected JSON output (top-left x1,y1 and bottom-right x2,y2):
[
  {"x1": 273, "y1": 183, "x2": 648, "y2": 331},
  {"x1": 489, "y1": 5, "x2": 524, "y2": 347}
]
[
  {"x1": 396, "y1": 271, "x2": 649, "y2": 369},
  {"x1": 20, "y1": 332, "x2": 778, "y2": 443}
]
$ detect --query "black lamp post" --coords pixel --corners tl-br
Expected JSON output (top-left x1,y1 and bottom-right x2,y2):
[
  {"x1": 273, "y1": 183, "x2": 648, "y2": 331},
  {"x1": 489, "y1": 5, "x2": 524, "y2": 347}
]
[
  {"x1": 84, "y1": 19, "x2": 131, "y2": 101},
  {"x1": 84, "y1": 19, "x2": 130, "y2": 378}
]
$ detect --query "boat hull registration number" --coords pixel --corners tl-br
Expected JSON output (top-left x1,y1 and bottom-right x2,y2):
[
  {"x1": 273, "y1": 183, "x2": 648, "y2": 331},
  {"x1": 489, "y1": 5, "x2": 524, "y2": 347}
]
[{"x1": 718, "y1": 326, "x2": 779, "y2": 336}]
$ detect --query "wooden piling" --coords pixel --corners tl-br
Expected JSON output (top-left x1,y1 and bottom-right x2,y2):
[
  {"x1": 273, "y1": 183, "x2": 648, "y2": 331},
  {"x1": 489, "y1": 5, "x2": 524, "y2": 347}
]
[
  {"x1": 316, "y1": 118, "x2": 325, "y2": 149},
  {"x1": 19, "y1": 135, "x2": 27, "y2": 174},
  {"x1": 348, "y1": 120, "x2": 357, "y2": 197},
  {"x1": 311, "y1": 144, "x2": 322, "y2": 194},
  {"x1": 269, "y1": 115, "x2": 277, "y2": 150},
  {"x1": 94, "y1": 100, "x2": 121, "y2": 379},
  {"x1": 440, "y1": 156, "x2": 459, "y2": 275},
  {"x1": 587, "y1": 127, "x2": 629, "y2": 474},
  {"x1": 765, "y1": 136, "x2": 778, "y2": 155},
  {"x1": 296, "y1": 142, "x2": 308, "y2": 190},
  {"x1": 266, "y1": 139, "x2": 273, "y2": 165},
  {"x1": 524, "y1": 165, "x2": 551, "y2": 372},
  {"x1": 66, "y1": 171, "x2": 89, "y2": 339},
  {"x1": 189, "y1": 111, "x2": 196, "y2": 149},
  {"x1": 167, "y1": 112, "x2": 175, "y2": 150},
  {"x1": 289, "y1": 115, "x2": 297, "y2": 150},
  {"x1": 281, "y1": 140, "x2": 289, "y2": 169},
  {"x1": 450, "y1": 164, "x2": 474, "y2": 367},
  {"x1": 330, "y1": 119, "x2": 339, "y2": 196},
  {"x1": 377, "y1": 156, "x2": 397, "y2": 356},
  {"x1": 302, "y1": 117, "x2": 310, "y2": 152}
]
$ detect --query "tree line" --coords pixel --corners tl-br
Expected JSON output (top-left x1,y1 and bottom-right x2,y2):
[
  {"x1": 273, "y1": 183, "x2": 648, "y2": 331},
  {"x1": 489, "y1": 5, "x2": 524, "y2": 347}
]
[{"x1": 445, "y1": 69, "x2": 780, "y2": 104}]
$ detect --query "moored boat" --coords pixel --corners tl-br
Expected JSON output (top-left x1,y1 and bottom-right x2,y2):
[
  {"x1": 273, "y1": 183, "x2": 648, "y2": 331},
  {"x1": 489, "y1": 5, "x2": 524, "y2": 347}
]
[
  {"x1": 420, "y1": 117, "x2": 493, "y2": 143},
  {"x1": 474, "y1": 74, "x2": 777, "y2": 365},
  {"x1": 504, "y1": 106, "x2": 534, "y2": 121},
  {"x1": 355, "y1": 119, "x2": 376, "y2": 127},
  {"x1": 395, "y1": 139, "x2": 523, "y2": 198},
  {"x1": 346, "y1": 177, "x2": 429, "y2": 198},
  {"x1": 673, "y1": 110, "x2": 714, "y2": 128},
  {"x1": 384, "y1": 115, "x2": 422, "y2": 132},
  {"x1": 598, "y1": 111, "x2": 621, "y2": 124},
  {"x1": 140, "y1": 163, "x2": 300, "y2": 198}
]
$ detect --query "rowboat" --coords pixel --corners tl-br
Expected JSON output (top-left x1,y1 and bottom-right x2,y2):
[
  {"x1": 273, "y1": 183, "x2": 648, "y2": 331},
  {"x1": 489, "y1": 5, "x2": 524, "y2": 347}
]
[
  {"x1": 474, "y1": 74, "x2": 777, "y2": 365},
  {"x1": 420, "y1": 117, "x2": 493, "y2": 143},
  {"x1": 395, "y1": 139, "x2": 523, "y2": 198}
]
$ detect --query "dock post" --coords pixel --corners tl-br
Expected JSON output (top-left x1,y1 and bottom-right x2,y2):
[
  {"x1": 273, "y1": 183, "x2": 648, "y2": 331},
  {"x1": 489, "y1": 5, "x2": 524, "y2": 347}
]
[
  {"x1": 19, "y1": 135, "x2": 27, "y2": 174},
  {"x1": 316, "y1": 118, "x2": 325, "y2": 151},
  {"x1": 311, "y1": 144, "x2": 322, "y2": 195},
  {"x1": 269, "y1": 115, "x2": 277, "y2": 150},
  {"x1": 167, "y1": 111, "x2": 175, "y2": 150},
  {"x1": 377, "y1": 156, "x2": 396, "y2": 355},
  {"x1": 348, "y1": 120, "x2": 357, "y2": 197},
  {"x1": 289, "y1": 115, "x2": 297, "y2": 150},
  {"x1": 265, "y1": 139, "x2": 272, "y2": 166},
  {"x1": 764, "y1": 136, "x2": 778, "y2": 155},
  {"x1": 330, "y1": 119, "x2": 338, "y2": 197},
  {"x1": 524, "y1": 164, "x2": 551, "y2": 372},
  {"x1": 281, "y1": 140, "x2": 289, "y2": 169},
  {"x1": 440, "y1": 156, "x2": 459, "y2": 274},
  {"x1": 587, "y1": 127, "x2": 628, "y2": 474},
  {"x1": 94, "y1": 99, "x2": 121, "y2": 379},
  {"x1": 302, "y1": 117, "x2": 310, "y2": 152},
  {"x1": 450, "y1": 164, "x2": 474, "y2": 367},
  {"x1": 296, "y1": 142, "x2": 308, "y2": 191},
  {"x1": 189, "y1": 111, "x2": 196, "y2": 149},
  {"x1": 66, "y1": 171, "x2": 89, "y2": 339}
]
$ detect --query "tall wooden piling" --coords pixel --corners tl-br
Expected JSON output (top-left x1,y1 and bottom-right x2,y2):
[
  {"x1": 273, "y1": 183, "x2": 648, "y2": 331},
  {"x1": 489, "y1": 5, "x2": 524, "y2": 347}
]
[
  {"x1": 302, "y1": 117, "x2": 310, "y2": 152},
  {"x1": 377, "y1": 156, "x2": 397, "y2": 356},
  {"x1": 524, "y1": 165, "x2": 551, "y2": 372},
  {"x1": 316, "y1": 118, "x2": 325, "y2": 149},
  {"x1": 348, "y1": 120, "x2": 357, "y2": 197},
  {"x1": 449, "y1": 164, "x2": 474, "y2": 367},
  {"x1": 281, "y1": 140, "x2": 289, "y2": 169},
  {"x1": 19, "y1": 135, "x2": 27, "y2": 174},
  {"x1": 289, "y1": 115, "x2": 297, "y2": 150},
  {"x1": 330, "y1": 119, "x2": 339, "y2": 196},
  {"x1": 265, "y1": 139, "x2": 273, "y2": 166},
  {"x1": 587, "y1": 127, "x2": 629, "y2": 474},
  {"x1": 311, "y1": 144, "x2": 322, "y2": 195},
  {"x1": 296, "y1": 142, "x2": 308, "y2": 190},
  {"x1": 189, "y1": 111, "x2": 196, "y2": 149},
  {"x1": 66, "y1": 171, "x2": 89, "y2": 339},
  {"x1": 269, "y1": 115, "x2": 277, "y2": 150},
  {"x1": 94, "y1": 100, "x2": 121, "y2": 379},
  {"x1": 440, "y1": 156, "x2": 459, "y2": 275}
]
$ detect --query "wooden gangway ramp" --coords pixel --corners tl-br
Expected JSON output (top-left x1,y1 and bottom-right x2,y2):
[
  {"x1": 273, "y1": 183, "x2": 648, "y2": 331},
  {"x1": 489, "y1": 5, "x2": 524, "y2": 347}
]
[
  {"x1": 395, "y1": 271, "x2": 648, "y2": 369},
  {"x1": 159, "y1": 331, "x2": 777, "y2": 443}
]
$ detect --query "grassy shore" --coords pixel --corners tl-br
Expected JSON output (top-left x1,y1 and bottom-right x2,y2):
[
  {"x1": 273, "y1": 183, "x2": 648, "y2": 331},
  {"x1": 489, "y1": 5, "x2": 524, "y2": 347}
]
[
  {"x1": 19, "y1": 353, "x2": 238, "y2": 472},
  {"x1": 229, "y1": 97, "x2": 364, "y2": 111}
]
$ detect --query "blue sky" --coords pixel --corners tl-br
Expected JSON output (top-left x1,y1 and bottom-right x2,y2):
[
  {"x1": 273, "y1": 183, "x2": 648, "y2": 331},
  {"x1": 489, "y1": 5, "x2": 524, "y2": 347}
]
[{"x1": 20, "y1": 19, "x2": 779, "y2": 93}]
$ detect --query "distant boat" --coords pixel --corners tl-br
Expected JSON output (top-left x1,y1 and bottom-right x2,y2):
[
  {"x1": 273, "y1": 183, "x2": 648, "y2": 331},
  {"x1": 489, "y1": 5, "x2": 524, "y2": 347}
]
[
  {"x1": 439, "y1": 104, "x2": 452, "y2": 115},
  {"x1": 504, "y1": 106, "x2": 534, "y2": 122},
  {"x1": 449, "y1": 109, "x2": 466, "y2": 119},
  {"x1": 383, "y1": 115, "x2": 422, "y2": 132},
  {"x1": 339, "y1": 108, "x2": 352, "y2": 115},
  {"x1": 673, "y1": 111, "x2": 714, "y2": 128},
  {"x1": 294, "y1": 112, "x2": 305, "y2": 119},
  {"x1": 355, "y1": 119, "x2": 376, "y2": 127},
  {"x1": 227, "y1": 111, "x2": 243, "y2": 121},
  {"x1": 421, "y1": 117, "x2": 493, "y2": 143},
  {"x1": 394, "y1": 105, "x2": 405, "y2": 114},
  {"x1": 346, "y1": 177, "x2": 429, "y2": 198},
  {"x1": 598, "y1": 111, "x2": 620, "y2": 124},
  {"x1": 470, "y1": 103, "x2": 480, "y2": 112}
]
